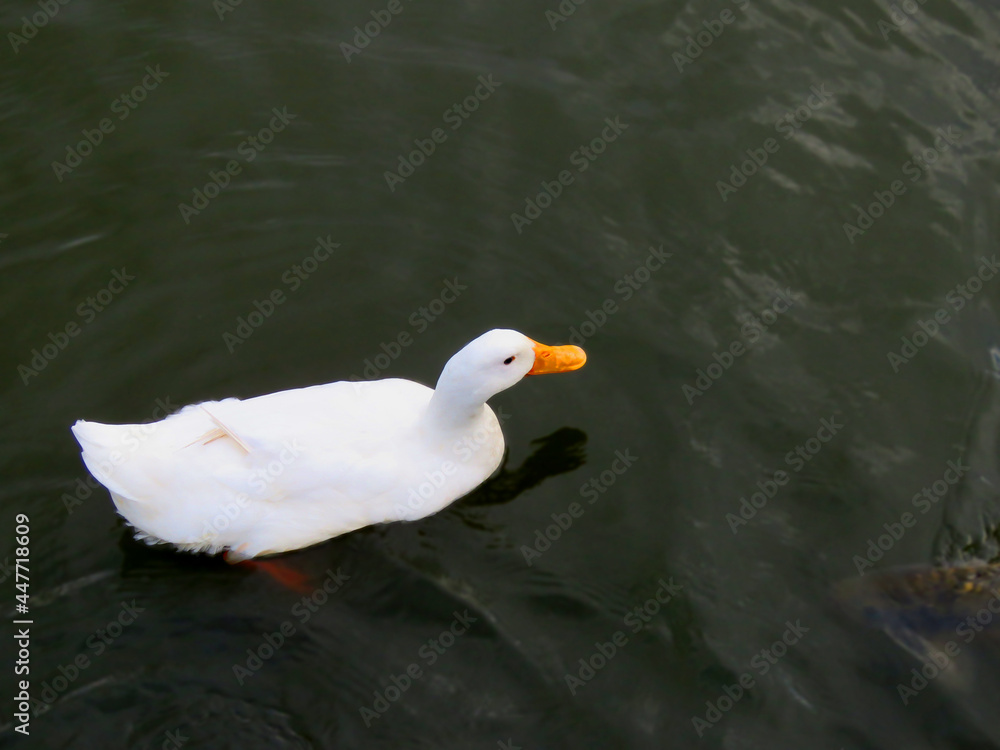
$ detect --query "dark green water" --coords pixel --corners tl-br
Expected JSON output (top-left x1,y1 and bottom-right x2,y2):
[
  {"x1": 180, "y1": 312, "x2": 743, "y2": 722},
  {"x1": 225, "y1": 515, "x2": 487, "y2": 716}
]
[{"x1": 3, "y1": 0, "x2": 1000, "y2": 747}]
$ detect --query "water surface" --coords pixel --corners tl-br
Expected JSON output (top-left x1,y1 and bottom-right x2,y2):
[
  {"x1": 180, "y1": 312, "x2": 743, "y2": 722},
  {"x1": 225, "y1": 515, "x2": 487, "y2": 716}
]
[{"x1": 3, "y1": 0, "x2": 1000, "y2": 747}]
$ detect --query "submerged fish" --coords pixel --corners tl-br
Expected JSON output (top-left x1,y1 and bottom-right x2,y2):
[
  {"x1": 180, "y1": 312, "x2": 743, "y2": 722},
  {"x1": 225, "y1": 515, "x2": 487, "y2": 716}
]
[
  {"x1": 835, "y1": 563, "x2": 1000, "y2": 655},
  {"x1": 834, "y1": 307, "x2": 1000, "y2": 742}
]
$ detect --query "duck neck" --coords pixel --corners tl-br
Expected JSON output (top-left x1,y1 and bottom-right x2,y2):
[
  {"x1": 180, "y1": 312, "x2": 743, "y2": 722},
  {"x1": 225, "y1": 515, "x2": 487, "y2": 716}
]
[{"x1": 422, "y1": 370, "x2": 491, "y2": 434}]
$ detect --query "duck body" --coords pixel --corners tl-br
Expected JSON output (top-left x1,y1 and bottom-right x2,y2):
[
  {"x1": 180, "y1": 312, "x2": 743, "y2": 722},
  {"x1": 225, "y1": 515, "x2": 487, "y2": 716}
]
[{"x1": 71, "y1": 329, "x2": 585, "y2": 559}]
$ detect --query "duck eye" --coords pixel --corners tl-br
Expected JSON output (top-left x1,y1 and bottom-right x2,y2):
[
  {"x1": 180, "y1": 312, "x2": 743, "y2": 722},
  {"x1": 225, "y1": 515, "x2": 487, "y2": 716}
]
[{"x1": 504, "y1": 356, "x2": 515, "y2": 365}]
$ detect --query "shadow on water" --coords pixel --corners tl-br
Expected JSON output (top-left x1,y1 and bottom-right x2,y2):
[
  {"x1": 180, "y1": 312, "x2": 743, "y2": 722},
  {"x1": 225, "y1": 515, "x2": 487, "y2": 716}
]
[{"x1": 460, "y1": 426, "x2": 588, "y2": 508}]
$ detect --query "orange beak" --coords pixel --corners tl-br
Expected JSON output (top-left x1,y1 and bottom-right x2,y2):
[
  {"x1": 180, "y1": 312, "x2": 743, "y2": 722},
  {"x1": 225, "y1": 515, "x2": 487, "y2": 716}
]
[{"x1": 526, "y1": 338, "x2": 587, "y2": 375}]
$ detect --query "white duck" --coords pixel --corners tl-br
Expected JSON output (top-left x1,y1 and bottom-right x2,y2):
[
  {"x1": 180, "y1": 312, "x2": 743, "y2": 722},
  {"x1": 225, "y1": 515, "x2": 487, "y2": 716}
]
[{"x1": 71, "y1": 329, "x2": 586, "y2": 560}]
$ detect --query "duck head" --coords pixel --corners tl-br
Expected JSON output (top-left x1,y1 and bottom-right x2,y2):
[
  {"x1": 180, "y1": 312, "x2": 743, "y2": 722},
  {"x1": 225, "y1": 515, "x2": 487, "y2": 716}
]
[{"x1": 428, "y1": 329, "x2": 586, "y2": 424}]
